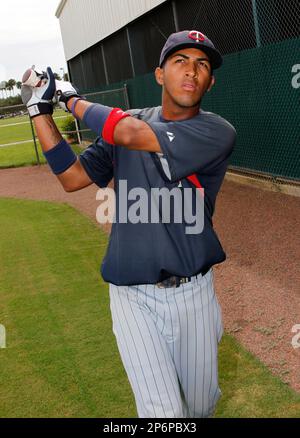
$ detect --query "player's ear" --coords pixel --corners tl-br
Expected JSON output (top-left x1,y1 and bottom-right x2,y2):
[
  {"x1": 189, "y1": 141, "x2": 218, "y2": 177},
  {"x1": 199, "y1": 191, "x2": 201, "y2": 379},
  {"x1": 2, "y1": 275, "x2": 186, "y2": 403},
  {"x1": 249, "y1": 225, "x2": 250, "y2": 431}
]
[
  {"x1": 155, "y1": 67, "x2": 164, "y2": 86},
  {"x1": 206, "y1": 75, "x2": 215, "y2": 92}
]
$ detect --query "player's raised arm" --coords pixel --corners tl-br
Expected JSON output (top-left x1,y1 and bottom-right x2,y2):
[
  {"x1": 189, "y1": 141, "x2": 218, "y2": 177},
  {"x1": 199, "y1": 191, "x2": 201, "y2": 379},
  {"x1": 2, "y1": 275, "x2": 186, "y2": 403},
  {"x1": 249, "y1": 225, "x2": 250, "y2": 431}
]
[
  {"x1": 22, "y1": 68, "x2": 161, "y2": 160},
  {"x1": 21, "y1": 67, "x2": 93, "y2": 192},
  {"x1": 55, "y1": 83, "x2": 162, "y2": 153}
]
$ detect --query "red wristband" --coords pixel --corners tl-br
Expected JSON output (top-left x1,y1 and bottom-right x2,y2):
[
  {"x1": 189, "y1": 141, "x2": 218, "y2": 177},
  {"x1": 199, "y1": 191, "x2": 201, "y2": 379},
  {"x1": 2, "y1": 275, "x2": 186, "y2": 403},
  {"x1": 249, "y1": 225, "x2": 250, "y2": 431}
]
[{"x1": 102, "y1": 108, "x2": 131, "y2": 145}]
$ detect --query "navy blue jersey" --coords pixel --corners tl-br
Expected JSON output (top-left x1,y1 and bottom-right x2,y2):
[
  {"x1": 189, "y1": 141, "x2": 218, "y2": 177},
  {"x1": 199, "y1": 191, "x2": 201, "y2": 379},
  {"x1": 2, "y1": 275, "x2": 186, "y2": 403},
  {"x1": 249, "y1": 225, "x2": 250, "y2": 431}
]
[{"x1": 79, "y1": 106, "x2": 236, "y2": 286}]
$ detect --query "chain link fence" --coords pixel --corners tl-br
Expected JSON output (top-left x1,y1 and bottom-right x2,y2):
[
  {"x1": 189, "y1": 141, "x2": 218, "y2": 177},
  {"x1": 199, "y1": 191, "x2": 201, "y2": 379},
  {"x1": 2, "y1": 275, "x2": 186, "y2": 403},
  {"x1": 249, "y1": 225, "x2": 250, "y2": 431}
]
[
  {"x1": 79, "y1": 86, "x2": 130, "y2": 142},
  {"x1": 0, "y1": 86, "x2": 129, "y2": 168},
  {"x1": 1, "y1": 1, "x2": 299, "y2": 182},
  {"x1": 0, "y1": 103, "x2": 41, "y2": 166},
  {"x1": 0, "y1": 104, "x2": 81, "y2": 168},
  {"x1": 67, "y1": 0, "x2": 299, "y2": 185}
]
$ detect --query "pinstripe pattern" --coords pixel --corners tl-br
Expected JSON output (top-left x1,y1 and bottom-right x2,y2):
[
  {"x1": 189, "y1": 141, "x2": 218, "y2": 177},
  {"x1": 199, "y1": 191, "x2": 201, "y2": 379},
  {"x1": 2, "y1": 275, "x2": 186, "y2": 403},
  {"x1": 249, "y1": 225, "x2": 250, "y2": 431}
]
[{"x1": 109, "y1": 268, "x2": 223, "y2": 418}]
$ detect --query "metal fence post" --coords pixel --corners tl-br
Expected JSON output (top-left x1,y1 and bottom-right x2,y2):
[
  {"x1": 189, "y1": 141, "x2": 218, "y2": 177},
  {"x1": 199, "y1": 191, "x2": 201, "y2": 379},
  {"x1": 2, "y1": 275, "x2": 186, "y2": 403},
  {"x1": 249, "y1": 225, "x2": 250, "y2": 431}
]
[
  {"x1": 124, "y1": 84, "x2": 130, "y2": 110},
  {"x1": 29, "y1": 116, "x2": 40, "y2": 165},
  {"x1": 74, "y1": 118, "x2": 82, "y2": 144},
  {"x1": 172, "y1": 1, "x2": 179, "y2": 32},
  {"x1": 251, "y1": 0, "x2": 261, "y2": 48}
]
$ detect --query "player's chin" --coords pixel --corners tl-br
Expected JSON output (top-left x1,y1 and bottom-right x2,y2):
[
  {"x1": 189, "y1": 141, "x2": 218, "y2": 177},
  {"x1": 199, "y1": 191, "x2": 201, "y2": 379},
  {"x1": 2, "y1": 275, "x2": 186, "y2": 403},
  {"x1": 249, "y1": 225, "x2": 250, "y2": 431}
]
[
  {"x1": 175, "y1": 90, "x2": 203, "y2": 108},
  {"x1": 176, "y1": 96, "x2": 202, "y2": 108}
]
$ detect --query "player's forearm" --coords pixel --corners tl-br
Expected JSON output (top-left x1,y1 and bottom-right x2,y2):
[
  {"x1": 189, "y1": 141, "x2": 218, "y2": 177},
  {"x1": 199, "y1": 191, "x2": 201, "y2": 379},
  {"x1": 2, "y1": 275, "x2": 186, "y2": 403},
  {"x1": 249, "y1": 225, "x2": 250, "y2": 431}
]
[
  {"x1": 20, "y1": 68, "x2": 92, "y2": 192},
  {"x1": 67, "y1": 97, "x2": 92, "y2": 120},
  {"x1": 33, "y1": 115, "x2": 92, "y2": 192},
  {"x1": 33, "y1": 114, "x2": 63, "y2": 152},
  {"x1": 68, "y1": 98, "x2": 161, "y2": 152}
]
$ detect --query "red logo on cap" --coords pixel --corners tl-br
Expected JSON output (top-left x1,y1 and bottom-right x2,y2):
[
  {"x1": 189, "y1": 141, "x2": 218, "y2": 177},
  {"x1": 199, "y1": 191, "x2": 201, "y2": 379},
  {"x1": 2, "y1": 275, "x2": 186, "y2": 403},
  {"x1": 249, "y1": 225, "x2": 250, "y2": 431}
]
[{"x1": 188, "y1": 31, "x2": 205, "y2": 42}]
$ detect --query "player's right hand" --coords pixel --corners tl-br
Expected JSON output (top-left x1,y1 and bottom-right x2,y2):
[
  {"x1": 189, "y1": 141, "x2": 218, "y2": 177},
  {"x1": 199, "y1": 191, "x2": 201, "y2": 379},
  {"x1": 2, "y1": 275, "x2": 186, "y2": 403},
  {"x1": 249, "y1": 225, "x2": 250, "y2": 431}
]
[
  {"x1": 21, "y1": 67, "x2": 55, "y2": 118},
  {"x1": 55, "y1": 80, "x2": 82, "y2": 112}
]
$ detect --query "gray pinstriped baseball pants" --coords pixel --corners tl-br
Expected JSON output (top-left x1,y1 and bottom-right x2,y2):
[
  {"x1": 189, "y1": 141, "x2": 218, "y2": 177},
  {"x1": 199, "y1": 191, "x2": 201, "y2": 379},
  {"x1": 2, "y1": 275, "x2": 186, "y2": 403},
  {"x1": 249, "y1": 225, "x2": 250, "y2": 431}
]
[{"x1": 109, "y1": 269, "x2": 223, "y2": 418}]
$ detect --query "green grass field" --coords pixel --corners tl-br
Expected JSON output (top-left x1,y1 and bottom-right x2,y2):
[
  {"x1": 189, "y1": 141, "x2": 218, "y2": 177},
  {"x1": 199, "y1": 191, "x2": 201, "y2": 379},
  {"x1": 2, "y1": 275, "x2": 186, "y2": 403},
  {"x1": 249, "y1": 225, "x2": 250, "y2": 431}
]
[
  {"x1": 0, "y1": 141, "x2": 83, "y2": 169},
  {"x1": 0, "y1": 197, "x2": 299, "y2": 418},
  {"x1": 0, "y1": 108, "x2": 68, "y2": 134},
  {"x1": 0, "y1": 113, "x2": 31, "y2": 127},
  {"x1": 0, "y1": 110, "x2": 82, "y2": 168},
  {"x1": 0, "y1": 112, "x2": 68, "y2": 127}
]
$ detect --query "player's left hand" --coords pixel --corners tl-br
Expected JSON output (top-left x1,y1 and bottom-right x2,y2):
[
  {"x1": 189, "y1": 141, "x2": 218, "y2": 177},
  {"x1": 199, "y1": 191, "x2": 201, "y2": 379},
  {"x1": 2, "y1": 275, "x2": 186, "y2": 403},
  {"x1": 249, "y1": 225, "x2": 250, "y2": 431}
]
[
  {"x1": 21, "y1": 66, "x2": 56, "y2": 118},
  {"x1": 55, "y1": 80, "x2": 82, "y2": 112}
]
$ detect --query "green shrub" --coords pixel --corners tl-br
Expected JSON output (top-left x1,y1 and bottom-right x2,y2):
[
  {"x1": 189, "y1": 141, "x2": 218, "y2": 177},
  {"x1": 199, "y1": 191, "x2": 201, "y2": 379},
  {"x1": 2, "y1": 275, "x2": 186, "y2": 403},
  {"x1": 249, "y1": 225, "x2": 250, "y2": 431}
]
[{"x1": 60, "y1": 116, "x2": 77, "y2": 142}]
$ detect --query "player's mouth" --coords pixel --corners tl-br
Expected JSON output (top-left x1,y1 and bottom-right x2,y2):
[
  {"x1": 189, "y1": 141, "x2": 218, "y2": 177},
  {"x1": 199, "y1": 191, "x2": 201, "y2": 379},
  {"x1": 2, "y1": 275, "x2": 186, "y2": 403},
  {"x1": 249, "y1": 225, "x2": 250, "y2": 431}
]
[{"x1": 181, "y1": 82, "x2": 197, "y2": 92}]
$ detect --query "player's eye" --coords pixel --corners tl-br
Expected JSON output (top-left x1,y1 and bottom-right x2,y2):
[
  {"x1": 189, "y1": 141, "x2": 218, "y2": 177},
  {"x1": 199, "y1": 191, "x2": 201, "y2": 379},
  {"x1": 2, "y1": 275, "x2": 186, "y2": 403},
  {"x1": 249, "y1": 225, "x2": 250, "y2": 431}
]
[
  {"x1": 198, "y1": 61, "x2": 210, "y2": 71},
  {"x1": 175, "y1": 58, "x2": 185, "y2": 63}
]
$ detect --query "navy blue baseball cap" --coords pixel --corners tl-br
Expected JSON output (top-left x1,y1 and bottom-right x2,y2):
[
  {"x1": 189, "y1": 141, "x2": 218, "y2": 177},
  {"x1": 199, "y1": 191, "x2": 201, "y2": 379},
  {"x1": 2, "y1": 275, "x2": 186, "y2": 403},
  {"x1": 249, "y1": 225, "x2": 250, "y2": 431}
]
[{"x1": 159, "y1": 30, "x2": 223, "y2": 70}]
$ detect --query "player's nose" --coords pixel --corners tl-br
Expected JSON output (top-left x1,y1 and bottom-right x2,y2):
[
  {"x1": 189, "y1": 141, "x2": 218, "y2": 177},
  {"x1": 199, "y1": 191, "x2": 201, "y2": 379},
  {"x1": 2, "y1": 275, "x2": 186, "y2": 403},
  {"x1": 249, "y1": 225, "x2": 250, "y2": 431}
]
[{"x1": 185, "y1": 61, "x2": 198, "y2": 78}]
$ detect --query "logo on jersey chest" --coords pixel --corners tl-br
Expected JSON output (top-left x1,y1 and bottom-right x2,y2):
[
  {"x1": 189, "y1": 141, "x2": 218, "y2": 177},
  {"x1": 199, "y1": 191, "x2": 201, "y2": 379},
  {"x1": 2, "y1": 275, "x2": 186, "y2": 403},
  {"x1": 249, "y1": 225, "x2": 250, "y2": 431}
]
[{"x1": 166, "y1": 131, "x2": 175, "y2": 142}]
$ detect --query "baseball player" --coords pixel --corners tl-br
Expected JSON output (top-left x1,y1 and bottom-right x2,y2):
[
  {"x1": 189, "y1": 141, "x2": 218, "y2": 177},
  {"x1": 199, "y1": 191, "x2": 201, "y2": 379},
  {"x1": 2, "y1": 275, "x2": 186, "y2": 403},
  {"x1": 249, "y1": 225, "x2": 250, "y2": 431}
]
[{"x1": 21, "y1": 30, "x2": 236, "y2": 418}]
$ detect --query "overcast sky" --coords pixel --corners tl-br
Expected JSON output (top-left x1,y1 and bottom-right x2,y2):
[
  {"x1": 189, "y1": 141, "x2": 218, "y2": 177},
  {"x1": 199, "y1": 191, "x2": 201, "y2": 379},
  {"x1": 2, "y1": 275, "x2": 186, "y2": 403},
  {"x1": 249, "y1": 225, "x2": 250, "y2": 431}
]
[{"x1": 0, "y1": 0, "x2": 67, "y2": 84}]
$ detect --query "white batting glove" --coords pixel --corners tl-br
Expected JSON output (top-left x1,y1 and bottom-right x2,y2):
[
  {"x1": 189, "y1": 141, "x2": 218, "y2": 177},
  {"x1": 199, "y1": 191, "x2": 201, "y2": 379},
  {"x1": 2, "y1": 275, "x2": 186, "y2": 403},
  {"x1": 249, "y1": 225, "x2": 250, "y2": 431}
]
[
  {"x1": 55, "y1": 80, "x2": 82, "y2": 112},
  {"x1": 21, "y1": 66, "x2": 56, "y2": 118}
]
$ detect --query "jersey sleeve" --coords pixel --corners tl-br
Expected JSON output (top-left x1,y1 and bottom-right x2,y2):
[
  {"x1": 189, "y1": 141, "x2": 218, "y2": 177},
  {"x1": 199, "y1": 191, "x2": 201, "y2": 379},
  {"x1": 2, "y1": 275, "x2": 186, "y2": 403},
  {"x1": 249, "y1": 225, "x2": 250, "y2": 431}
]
[
  {"x1": 79, "y1": 137, "x2": 114, "y2": 188},
  {"x1": 146, "y1": 113, "x2": 236, "y2": 182}
]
